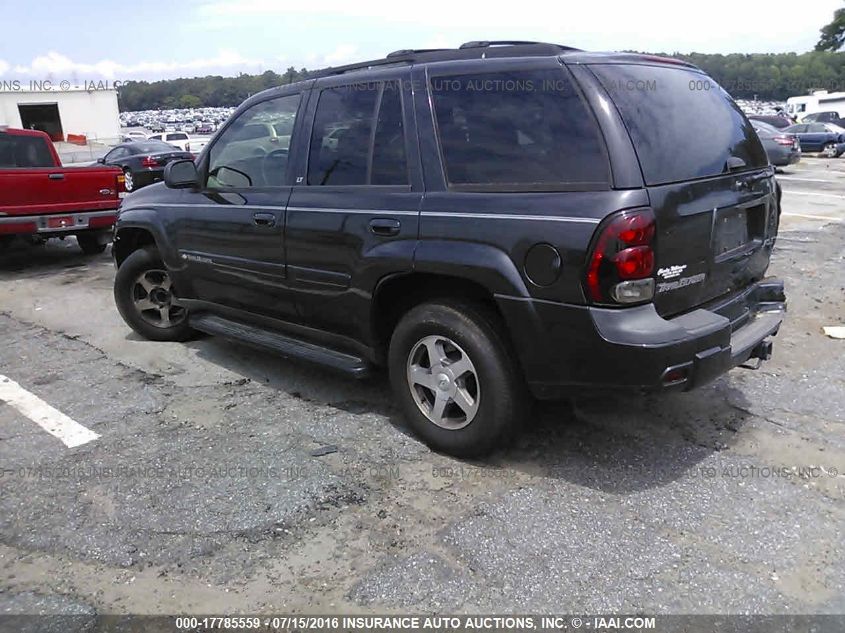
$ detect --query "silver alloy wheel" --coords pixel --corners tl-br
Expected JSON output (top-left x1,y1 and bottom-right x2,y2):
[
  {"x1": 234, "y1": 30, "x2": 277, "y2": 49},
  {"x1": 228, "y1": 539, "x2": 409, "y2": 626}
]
[
  {"x1": 131, "y1": 269, "x2": 185, "y2": 328},
  {"x1": 406, "y1": 335, "x2": 480, "y2": 430},
  {"x1": 124, "y1": 169, "x2": 134, "y2": 192}
]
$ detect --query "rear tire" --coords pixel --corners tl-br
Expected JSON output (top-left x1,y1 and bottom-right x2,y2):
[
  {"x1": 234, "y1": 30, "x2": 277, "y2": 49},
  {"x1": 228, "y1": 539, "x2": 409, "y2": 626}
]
[
  {"x1": 114, "y1": 247, "x2": 194, "y2": 342},
  {"x1": 388, "y1": 301, "x2": 529, "y2": 458},
  {"x1": 123, "y1": 168, "x2": 135, "y2": 192},
  {"x1": 77, "y1": 232, "x2": 107, "y2": 255}
]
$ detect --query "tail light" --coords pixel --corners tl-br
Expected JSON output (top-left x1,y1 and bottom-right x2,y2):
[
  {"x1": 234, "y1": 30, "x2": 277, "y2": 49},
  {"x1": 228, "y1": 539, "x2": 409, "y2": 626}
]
[
  {"x1": 116, "y1": 172, "x2": 126, "y2": 193},
  {"x1": 773, "y1": 135, "x2": 793, "y2": 147},
  {"x1": 585, "y1": 208, "x2": 656, "y2": 305},
  {"x1": 141, "y1": 156, "x2": 160, "y2": 167}
]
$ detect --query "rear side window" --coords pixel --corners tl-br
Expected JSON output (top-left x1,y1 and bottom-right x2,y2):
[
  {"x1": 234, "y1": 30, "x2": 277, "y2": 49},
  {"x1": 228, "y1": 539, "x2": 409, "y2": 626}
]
[
  {"x1": 591, "y1": 64, "x2": 768, "y2": 185},
  {"x1": 430, "y1": 68, "x2": 608, "y2": 189},
  {"x1": 0, "y1": 134, "x2": 54, "y2": 168},
  {"x1": 307, "y1": 80, "x2": 409, "y2": 186}
]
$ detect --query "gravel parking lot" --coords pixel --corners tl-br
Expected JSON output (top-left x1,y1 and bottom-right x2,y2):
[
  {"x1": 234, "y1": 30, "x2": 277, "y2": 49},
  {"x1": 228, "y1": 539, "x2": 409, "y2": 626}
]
[{"x1": 0, "y1": 158, "x2": 843, "y2": 616}]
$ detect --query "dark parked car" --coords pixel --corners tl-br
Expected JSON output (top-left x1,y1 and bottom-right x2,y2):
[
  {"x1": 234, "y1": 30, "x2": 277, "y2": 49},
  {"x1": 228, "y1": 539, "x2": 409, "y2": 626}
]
[
  {"x1": 782, "y1": 123, "x2": 845, "y2": 157},
  {"x1": 111, "y1": 42, "x2": 785, "y2": 456},
  {"x1": 801, "y1": 111, "x2": 845, "y2": 126},
  {"x1": 99, "y1": 140, "x2": 193, "y2": 192},
  {"x1": 747, "y1": 114, "x2": 793, "y2": 129},
  {"x1": 751, "y1": 120, "x2": 801, "y2": 167}
]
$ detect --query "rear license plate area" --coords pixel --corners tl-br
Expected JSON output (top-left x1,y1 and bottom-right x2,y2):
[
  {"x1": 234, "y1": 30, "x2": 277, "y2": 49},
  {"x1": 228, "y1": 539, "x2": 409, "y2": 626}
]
[
  {"x1": 714, "y1": 209, "x2": 749, "y2": 256},
  {"x1": 47, "y1": 216, "x2": 74, "y2": 229},
  {"x1": 715, "y1": 204, "x2": 766, "y2": 258}
]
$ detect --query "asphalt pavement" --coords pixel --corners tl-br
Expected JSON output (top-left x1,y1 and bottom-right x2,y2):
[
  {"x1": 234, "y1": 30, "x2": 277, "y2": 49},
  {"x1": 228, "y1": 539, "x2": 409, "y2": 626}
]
[{"x1": 0, "y1": 158, "x2": 843, "y2": 617}]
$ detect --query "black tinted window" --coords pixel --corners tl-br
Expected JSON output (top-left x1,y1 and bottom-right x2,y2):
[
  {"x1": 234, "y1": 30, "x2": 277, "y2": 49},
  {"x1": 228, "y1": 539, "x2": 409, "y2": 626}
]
[
  {"x1": 308, "y1": 84, "x2": 378, "y2": 186},
  {"x1": 430, "y1": 69, "x2": 608, "y2": 189},
  {"x1": 371, "y1": 83, "x2": 408, "y2": 185},
  {"x1": 307, "y1": 81, "x2": 408, "y2": 186},
  {"x1": 0, "y1": 134, "x2": 54, "y2": 168},
  {"x1": 592, "y1": 64, "x2": 767, "y2": 185}
]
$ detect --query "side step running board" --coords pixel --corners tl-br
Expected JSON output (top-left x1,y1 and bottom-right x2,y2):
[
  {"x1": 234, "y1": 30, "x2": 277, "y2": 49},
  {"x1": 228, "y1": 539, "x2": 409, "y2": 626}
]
[{"x1": 189, "y1": 314, "x2": 371, "y2": 379}]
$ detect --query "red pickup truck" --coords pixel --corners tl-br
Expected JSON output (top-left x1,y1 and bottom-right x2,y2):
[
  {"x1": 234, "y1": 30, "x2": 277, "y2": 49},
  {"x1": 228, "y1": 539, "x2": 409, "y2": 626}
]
[{"x1": 0, "y1": 127, "x2": 125, "y2": 254}]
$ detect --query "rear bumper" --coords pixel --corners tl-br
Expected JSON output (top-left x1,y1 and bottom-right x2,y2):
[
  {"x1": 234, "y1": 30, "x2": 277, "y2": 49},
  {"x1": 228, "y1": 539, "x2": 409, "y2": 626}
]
[
  {"x1": 0, "y1": 210, "x2": 118, "y2": 235},
  {"x1": 497, "y1": 279, "x2": 786, "y2": 399},
  {"x1": 771, "y1": 148, "x2": 801, "y2": 166}
]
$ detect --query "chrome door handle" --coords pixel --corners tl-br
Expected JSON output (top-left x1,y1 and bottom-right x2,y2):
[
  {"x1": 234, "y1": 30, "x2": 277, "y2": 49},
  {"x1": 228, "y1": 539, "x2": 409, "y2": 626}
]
[
  {"x1": 253, "y1": 212, "x2": 276, "y2": 227},
  {"x1": 369, "y1": 218, "x2": 400, "y2": 236}
]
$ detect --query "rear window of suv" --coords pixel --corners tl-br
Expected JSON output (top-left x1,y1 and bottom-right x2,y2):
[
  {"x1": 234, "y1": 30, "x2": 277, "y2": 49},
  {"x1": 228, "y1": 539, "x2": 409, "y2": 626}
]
[
  {"x1": 430, "y1": 68, "x2": 609, "y2": 190},
  {"x1": 591, "y1": 64, "x2": 767, "y2": 185}
]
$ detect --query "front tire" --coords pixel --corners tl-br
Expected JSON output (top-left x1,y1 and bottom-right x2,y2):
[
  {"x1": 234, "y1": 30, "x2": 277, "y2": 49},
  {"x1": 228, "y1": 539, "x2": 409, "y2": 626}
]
[
  {"x1": 123, "y1": 168, "x2": 135, "y2": 192},
  {"x1": 388, "y1": 301, "x2": 529, "y2": 457},
  {"x1": 114, "y1": 247, "x2": 193, "y2": 341}
]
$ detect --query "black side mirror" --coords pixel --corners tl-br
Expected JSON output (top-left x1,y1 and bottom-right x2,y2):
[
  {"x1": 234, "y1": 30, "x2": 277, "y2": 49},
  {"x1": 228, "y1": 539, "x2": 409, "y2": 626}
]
[
  {"x1": 96, "y1": 157, "x2": 106, "y2": 164},
  {"x1": 164, "y1": 159, "x2": 198, "y2": 189}
]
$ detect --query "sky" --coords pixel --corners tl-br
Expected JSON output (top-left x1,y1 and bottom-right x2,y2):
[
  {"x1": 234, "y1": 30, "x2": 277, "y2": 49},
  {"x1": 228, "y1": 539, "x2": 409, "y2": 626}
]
[{"x1": 0, "y1": 0, "x2": 841, "y2": 82}]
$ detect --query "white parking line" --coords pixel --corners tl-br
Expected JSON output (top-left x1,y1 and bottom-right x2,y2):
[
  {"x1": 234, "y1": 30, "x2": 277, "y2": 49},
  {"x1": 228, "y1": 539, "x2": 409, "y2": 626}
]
[
  {"x1": 0, "y1": 375, "x2": 100, "y2": 448},
  {"x1": 782, "y1": 190, "x2": 845, "y2": 200},
  {"x1": 778, "y1": 177, "x2": 839, "y2": 183},
  {"x1": 781, "y1": 212, "x2": 844, "y2": 222}
]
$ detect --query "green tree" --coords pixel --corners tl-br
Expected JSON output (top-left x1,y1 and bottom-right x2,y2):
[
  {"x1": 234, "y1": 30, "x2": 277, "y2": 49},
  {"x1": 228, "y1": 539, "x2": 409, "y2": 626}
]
[
  {"x1": 816, "y1": 3, "x2": 845, "y2": 51},
  {"x1": 179, "y1": 94, "x2": 201, "y2": 108}
]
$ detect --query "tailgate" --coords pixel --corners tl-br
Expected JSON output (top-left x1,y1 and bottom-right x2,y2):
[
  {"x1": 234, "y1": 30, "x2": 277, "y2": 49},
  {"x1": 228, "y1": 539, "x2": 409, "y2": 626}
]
[
  {"x1": 648, "y1": 170, "x2": 778, "y2": 316},
  {"x1": 589, "y1": 62, "x2": 775, "y2": 316},
  {"x1": 0, "y1": 167, "x2": 122, "y2": 216}
]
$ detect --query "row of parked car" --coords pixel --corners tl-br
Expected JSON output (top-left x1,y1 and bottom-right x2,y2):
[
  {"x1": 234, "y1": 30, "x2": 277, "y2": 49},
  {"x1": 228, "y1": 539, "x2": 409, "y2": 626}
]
[
  {"x1": 748, "y1": 113, "x2": 845, "y2": 160},
  {"x1": 120, "y1": 130, "x2": 210, "y2": 154},
  {"x1": 119, "y1": 107, "x2": 236, "y2": 135}
]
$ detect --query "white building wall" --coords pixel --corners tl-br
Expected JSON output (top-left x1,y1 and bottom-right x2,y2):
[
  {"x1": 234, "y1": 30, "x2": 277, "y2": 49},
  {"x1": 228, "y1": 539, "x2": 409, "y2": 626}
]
[{"x1": 0, "y1": 89, "x2": 120, "y2": 142}]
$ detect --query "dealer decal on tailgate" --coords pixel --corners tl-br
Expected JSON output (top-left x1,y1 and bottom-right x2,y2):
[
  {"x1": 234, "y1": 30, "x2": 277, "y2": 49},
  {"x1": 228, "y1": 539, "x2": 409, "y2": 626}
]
[{"x1": 657, "y1": 273, "x2": 707, "y2": 293}]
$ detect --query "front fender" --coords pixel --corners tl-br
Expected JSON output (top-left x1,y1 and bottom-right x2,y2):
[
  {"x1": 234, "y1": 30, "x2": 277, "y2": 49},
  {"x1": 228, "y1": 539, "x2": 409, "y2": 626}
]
[{"x1": 114, "y1": 208, "x2": 183, "y2": 271}]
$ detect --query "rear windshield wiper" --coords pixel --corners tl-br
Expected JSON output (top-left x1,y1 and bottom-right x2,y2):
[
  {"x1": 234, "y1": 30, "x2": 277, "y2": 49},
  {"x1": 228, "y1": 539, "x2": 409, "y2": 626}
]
[{"x1": 725, "y1": 156, "x2": 747, "y2": 172}]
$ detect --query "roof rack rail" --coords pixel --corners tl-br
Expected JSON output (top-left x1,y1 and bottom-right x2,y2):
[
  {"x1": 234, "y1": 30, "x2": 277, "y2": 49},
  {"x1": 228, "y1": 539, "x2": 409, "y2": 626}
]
[
  {"x1": 311, "y1": 41, "x2": 582, "y2": 78},
  {"x1": 460, "y1": 40, "x2": 580, "y2": 51},
  {"x1": 386, "y1": 48, "x2": 450, "y2": 58},
  {"x1": 311, "y1": 57, "x2": 414, "y2": 78}
]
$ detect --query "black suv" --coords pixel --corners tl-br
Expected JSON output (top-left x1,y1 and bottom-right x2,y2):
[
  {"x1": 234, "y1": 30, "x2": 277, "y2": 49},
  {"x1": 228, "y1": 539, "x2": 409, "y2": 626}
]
[{"x1": 112, "y1": 41, "x2": 786, "y2": 457}]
